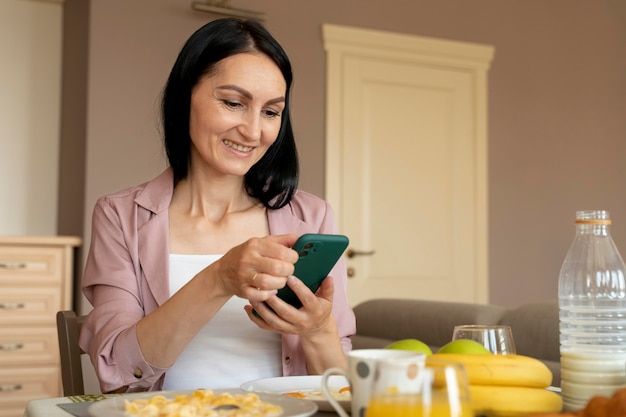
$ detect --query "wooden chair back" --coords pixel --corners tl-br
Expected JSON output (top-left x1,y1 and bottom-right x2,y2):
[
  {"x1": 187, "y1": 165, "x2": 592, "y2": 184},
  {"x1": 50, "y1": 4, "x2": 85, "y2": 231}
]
[{"x1": 56, "y1": 310, "x2": 86, "y2": 396}]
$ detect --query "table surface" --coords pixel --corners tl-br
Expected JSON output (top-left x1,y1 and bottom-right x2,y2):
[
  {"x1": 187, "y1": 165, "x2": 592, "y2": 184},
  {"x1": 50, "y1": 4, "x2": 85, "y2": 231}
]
[{"x1": 23, "y1": 393, "x2": 339, "y2": 417}]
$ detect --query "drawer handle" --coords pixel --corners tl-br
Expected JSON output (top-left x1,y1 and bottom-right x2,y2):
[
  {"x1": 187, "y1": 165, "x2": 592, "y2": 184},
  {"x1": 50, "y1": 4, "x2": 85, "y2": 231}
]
[
  {"x1": 0, "y1": 262, "x2": 27, "y2": 269},
  {"x1": 0, "y1": 384, "x2": 22, "y2": 393},
  {"x1": 0, "y1": 302, "x2": 25, "y2": 310},
  {"x1": 0, "y1": 342, "x2": 23, "y2": 351}
]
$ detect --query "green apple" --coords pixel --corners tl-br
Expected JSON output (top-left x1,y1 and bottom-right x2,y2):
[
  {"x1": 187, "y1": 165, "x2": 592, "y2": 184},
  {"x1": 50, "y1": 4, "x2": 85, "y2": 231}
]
[
  {"x1": 385, "y1": 338, "x2": 433, "y2": 355},
  {"x1": 437, "y1": 339, "x2": 491, "y2": 354}
]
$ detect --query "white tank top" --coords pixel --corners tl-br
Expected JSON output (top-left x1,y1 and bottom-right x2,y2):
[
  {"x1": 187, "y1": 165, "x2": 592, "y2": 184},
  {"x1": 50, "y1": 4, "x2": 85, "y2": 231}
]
[{"x1": 162, "y1": 254, "x2": 282, "y2": 390}]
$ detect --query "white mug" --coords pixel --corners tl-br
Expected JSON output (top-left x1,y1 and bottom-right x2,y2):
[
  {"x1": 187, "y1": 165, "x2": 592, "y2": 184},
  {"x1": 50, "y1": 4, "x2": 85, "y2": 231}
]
[{"x1": 321, "y1": 349, "x2": 426, "y2": 417}]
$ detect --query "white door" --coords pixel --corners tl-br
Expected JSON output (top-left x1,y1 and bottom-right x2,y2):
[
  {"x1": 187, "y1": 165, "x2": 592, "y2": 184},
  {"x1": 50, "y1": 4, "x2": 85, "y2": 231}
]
[{"x1": 323, "y1": 24, "x2": 494, "y2": 306}]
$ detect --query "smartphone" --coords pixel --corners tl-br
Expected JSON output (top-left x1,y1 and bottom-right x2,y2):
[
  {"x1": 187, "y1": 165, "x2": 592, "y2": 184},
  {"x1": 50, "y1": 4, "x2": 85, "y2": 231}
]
[{"x1": 276, "y1": 233, "x2": 350, "y2": 309}]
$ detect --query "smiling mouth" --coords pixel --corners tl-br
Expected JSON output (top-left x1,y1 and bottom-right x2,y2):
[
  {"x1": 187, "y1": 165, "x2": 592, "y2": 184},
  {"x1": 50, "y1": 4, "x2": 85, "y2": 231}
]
[{"x1": 223, "y1": 139, "x2": 253, "y2": 152}]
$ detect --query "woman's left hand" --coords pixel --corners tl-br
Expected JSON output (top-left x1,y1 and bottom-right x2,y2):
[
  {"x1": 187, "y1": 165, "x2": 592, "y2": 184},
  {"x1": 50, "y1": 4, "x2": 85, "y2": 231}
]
[
  {"x1": 246, "y1": 273, "x2": 347, "y2": 373},
  {"x1": 244, "y1": 274, "x2": 335, "y2": 335}
]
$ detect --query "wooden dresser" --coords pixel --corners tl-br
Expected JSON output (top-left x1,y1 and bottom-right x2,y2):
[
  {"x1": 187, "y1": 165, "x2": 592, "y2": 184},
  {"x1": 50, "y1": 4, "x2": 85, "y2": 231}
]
[{"x1": 0, "y1": 236, "x2": 81, "y2": 417}]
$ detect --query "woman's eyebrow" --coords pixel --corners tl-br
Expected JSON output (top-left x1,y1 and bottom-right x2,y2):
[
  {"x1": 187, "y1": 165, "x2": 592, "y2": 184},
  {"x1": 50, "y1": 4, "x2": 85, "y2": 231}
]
[{"x1": 217, "y1": 84, "x2": 285, "y2": 105}]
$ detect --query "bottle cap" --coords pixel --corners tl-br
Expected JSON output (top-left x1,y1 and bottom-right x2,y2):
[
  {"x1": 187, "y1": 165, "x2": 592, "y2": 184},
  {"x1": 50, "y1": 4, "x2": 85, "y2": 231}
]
[{"x1": 574, "y1": 219, "x2": 611, "y2": 225}]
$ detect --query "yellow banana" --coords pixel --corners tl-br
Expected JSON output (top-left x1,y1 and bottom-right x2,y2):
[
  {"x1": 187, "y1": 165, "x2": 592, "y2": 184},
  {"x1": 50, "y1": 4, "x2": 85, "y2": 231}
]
[
  {"x1": 468, "y1": 385, "x2": 563, "y2": 416},
  {"x1": 426, "y1": 353, "x2": 553, "y2": 388}
]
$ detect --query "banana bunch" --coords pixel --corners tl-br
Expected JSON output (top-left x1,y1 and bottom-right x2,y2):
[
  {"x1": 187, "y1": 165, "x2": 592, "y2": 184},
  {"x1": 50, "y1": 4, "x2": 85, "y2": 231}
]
[{"x1": 426, "y1": 353, "x2": 563, "y2": 416}]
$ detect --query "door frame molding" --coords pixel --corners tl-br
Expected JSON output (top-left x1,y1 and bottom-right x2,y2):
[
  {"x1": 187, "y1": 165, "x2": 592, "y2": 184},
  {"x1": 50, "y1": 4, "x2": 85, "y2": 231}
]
[{"x1": 322, "y1": 24, "x2": 494, "y2": 302}]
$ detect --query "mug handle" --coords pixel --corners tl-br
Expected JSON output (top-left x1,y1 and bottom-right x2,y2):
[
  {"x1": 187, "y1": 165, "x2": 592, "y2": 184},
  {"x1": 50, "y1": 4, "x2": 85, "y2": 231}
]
[{"x1": 321, "y1": 367, "x2": 351, "y2": 417}]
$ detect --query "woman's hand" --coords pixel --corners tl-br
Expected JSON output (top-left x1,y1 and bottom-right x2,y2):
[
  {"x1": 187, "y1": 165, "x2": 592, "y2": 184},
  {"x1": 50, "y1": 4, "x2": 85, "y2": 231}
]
[
  {"x1": 245, "y1": 275, "x2": 347, "y2": 373},
  {"x1": 211, "y1": 234, "x2": 299, "y2": 302},
  {"x1": 244, "y1": 274, "x2": 336, "y2": 335}
]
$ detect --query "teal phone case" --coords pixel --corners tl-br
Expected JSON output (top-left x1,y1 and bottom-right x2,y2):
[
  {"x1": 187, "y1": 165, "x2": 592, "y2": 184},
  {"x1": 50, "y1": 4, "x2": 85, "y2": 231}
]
[{"x1": 277, "y1": 233, "x2": 349, "y2": 309}]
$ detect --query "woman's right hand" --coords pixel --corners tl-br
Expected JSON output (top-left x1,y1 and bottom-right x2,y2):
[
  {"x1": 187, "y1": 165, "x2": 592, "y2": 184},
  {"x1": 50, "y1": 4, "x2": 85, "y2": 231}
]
[{"x1": 212, "y1": 234, "x2": 299, "y2": 301}]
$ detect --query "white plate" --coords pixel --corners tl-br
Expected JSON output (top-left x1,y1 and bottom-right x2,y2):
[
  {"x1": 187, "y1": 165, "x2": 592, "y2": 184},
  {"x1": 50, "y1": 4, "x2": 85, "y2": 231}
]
[
  {"x1": 241, "y1": 375, "x2": 350, "y2": 413},
  {"x1": 88, "y1": 388, "x2": 318, "y2": 417}
]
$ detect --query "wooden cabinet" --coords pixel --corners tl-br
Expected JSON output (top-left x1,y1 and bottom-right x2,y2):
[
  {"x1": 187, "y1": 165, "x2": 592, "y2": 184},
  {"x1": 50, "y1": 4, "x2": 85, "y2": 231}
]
[{"x1": 0, "y1": 236, "x2": 80, "y2": 417}]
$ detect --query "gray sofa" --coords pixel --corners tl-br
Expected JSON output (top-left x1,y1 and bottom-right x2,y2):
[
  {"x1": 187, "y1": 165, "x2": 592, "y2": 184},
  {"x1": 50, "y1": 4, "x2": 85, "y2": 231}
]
[{"x1": 351, "y1": 298, "x2": 561, "y2": 387}]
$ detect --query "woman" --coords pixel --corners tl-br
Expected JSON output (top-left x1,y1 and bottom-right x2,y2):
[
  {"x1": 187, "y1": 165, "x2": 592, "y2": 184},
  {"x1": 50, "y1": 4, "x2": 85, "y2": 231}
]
[{"x1": 79, "y1": 18, "x2": 355, "y2": 394}]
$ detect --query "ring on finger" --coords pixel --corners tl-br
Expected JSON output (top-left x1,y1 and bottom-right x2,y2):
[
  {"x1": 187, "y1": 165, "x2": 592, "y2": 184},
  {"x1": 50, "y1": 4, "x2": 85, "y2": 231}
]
[{"x1": 251, "y1": 273, "x2": 261, "y2": 290}]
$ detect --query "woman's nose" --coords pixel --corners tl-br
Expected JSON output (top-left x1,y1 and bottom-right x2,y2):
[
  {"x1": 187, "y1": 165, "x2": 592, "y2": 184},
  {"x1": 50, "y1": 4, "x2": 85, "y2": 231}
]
[{"x1": 238, "y1": 112, "x2": 262, "y2": 141}]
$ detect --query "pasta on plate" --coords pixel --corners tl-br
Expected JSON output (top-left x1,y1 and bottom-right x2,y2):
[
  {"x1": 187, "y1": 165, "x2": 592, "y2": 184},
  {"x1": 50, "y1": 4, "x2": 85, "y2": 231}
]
[{"x1": 124, "y1": 389, "x2": 283, "y2": 417}]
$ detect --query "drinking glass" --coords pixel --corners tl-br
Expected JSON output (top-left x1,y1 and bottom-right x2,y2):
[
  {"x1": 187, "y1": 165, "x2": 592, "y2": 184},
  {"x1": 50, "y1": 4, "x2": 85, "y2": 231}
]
[
  {"x1": 366, "y1": 357, "x2": 473, "y2": 417},
  {"x1": 452, "y1": 324, "x2": 516, "y2": 354}
]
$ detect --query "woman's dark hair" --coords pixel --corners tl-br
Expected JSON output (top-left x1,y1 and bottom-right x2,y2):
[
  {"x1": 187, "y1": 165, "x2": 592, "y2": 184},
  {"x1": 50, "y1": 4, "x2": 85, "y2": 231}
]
[{"x1": 161, "y1": 18, "x2": 298, "y2": 209}]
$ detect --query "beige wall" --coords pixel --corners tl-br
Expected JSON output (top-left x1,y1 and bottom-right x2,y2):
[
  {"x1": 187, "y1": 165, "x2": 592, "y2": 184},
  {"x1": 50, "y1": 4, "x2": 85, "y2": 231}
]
[
  {"x1": 0, "y1": 0, "x2": 62, "y2": 235},
  {"x1": 60, "y1": 0, "x2": 626, "y2": 308}
]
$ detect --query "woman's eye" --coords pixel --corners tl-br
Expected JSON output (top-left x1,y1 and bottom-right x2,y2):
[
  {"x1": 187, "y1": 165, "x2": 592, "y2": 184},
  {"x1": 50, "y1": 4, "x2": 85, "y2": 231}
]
[
  {"x1": 223, "y1": 100, "x2": 242, "y2": 109},
  {"x1": 263, "y1": 109, "x2": 281, "y2": 118}
]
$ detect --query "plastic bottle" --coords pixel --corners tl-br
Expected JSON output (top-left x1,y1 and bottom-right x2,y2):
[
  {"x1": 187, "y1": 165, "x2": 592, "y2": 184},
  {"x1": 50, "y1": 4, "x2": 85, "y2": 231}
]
[{"x1": 558, "y1": 210, "x2": 626, "y2": 411}]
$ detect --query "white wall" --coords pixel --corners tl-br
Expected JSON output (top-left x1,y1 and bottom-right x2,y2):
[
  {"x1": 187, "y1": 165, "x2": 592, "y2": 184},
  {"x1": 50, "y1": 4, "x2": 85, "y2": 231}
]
[{"x1": 0, "y1": 0, "x2": 63, "y2": 235}]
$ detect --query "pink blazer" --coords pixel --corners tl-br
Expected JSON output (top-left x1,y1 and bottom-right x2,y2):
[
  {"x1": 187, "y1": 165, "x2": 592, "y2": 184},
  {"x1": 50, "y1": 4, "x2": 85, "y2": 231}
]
[{"x1": 79, "y1": 169, "x2": 356, "y2": 393}]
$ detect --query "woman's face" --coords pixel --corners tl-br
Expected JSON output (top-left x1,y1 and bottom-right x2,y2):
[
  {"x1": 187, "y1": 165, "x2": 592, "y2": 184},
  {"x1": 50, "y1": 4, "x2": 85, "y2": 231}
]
[{"x1": 188, "y1": 52, "x2": 286, "y2": 178}]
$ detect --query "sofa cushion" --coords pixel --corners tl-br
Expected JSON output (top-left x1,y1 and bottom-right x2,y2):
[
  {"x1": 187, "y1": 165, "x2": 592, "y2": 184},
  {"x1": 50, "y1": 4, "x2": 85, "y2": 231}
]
[
  {"x1": 498, "y1": 301, "x2": 560, "y2": 386},
  {"x1": 498, "y1": 301, "x2": 559, "y2": 362},
  {"x1": 352, "y1": 298, "x2": 508, "y2": 350}
]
